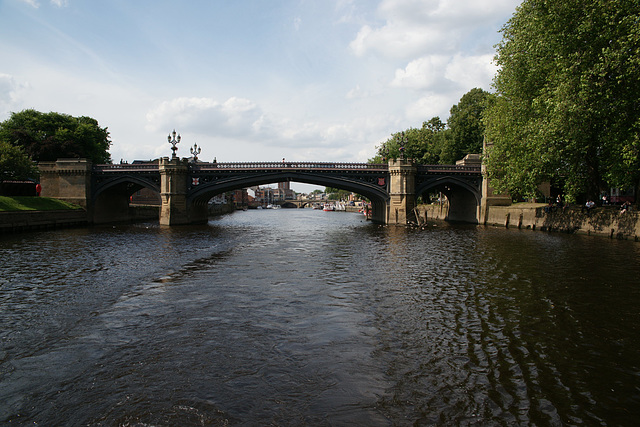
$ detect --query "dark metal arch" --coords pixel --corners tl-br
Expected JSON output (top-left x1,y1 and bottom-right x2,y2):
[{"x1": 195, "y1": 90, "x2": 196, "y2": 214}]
[
  {"x1": 92, "y1": 175, "x2": 161, "y2": 201},
  {"x1": 187, "y1": 171, "x2": 389, "y2": 205},
  {"x1": 415, "y1": 176, "x2": 482, "y2": 204}
]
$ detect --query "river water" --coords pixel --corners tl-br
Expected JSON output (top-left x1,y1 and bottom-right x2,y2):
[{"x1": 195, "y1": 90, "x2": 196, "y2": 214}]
[{"x1": 1, "y1": 209, "x2": 639, "y2": 426}]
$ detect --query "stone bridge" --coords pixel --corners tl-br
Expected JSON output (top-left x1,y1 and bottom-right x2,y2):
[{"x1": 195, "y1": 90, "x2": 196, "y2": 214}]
[{"x1": 39, "y1": 156, "x2": 508, "y2": 226}]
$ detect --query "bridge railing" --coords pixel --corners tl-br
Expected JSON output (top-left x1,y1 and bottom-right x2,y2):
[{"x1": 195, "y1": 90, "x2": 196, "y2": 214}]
[
  {"x1": 92, "y1": 162, "x2": 480, "y2": 174},
  {"x1": 417, "y1": 165, "x2": 481, "y2": 173},
  {"x1": 94, "y1": 163, "x2": 159, "y2": 172},
  {"x1": 191, "y1": 162, "x2": 388, "y2": 171}
]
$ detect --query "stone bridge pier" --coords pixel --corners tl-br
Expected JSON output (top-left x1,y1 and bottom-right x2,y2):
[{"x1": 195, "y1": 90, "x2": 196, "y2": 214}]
[
  {"x1": 159, "y1": 157, "x2": 195, "y2": 225},
  {"x1": 387, "y1": 159, "x2": 416, "y2": 224},
  {"x1": 158, "y1": 157, "x2": 214, "y2": 225}
]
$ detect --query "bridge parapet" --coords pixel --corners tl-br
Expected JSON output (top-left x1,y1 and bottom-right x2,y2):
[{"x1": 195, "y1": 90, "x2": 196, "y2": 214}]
[
  {"x1": 191, "y1": 162, "x2": 387, "y2": 171},
  {"x1": 417, "y1": 165, "x2": 481, "y2": 174},
  {"x1": 94, "y1": 162, "x2": 159, "y2": 172}
]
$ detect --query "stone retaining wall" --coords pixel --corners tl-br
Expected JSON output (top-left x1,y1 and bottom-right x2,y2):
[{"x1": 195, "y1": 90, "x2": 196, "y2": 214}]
[
  {"x1": 0, "y1": 210, "x2": 88, "y2": 234},
  {"x1": 417, "y1": 203, "x2": 640, "y2": 241},
  {"x1": 486, "y1": 205, "x2": 640, "y2": 240}
]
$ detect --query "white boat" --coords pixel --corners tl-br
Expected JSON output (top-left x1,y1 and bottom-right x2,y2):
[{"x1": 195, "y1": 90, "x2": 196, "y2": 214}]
[{"x1": 323, "y1": 204, "x2": 334, "y2": 211}]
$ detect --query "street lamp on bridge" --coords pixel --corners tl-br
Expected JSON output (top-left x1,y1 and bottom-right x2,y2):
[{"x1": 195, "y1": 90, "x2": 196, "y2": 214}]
[
  {"x1": 397, "y1": 131, "x2": 406, "y2": 160},
  {"x1": 168, "y1": 130, "x2": 181, "y2": 158},
  {"x1": 190, "y1": 143, "x2": 201, "y2": 161}
]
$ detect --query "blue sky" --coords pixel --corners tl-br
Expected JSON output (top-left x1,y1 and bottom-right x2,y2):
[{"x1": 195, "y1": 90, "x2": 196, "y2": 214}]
[{"x1": 1, "y1": 0, "x2": 520, "y2": 191}]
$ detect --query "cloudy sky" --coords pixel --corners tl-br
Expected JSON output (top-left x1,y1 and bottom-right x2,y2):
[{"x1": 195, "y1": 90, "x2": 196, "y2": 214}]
[{"x1": 1, "y1": 0, "x2": 520, "y2": 190}]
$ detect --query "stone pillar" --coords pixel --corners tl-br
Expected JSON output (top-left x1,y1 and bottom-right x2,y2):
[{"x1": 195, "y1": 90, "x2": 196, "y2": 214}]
[
  {"x1": 388, "y1": 158, "x2": 416, "y2": 225},
  {"x1": 38, "y1": 159, "x2": 92, "y2": 209},
  {"x1": 159, "y1": 157, "x2": 190, "y2": 225},
  {"x1": 480, "y1": 139, "x2": 511, "y2": 224}
]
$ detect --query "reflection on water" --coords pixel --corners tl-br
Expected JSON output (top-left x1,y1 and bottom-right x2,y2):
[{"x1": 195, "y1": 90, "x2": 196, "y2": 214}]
[{"x1": 1, "y1": 209, "x2": 639, "y2": 425}]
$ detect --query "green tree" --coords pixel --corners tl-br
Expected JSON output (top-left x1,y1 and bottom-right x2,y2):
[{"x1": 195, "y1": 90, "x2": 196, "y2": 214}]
[
  {"x1": 371, "y1": 117, "x2": 446, "y2": 164},
  {"x1": 439, "y1": 88, "x2": 489, "y2": 164},
  {"x1": 0, "y1": 140, "x2": 39, "y2": 181},
  {"x1": 325, "y1": 187, "x2": 353, "y2": 200},
  {"x1": 0, "y1": 109, "x2": 112, "y2": 164},
  {"x1": 371, "y1": 88, "x2": 488, "y2": 166},
  {"x1": 484, "y1": 0, "x2": 640, "y2": 201}
]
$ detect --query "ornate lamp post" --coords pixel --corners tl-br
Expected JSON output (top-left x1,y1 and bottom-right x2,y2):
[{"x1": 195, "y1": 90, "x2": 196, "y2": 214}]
[
  {"x1": 168, "y1": 129, "x2": 181, "y2": 159},
  {"x1": 190, "y1": 143, "x2": 201, "y2": 161},
  {"x1": 398, "y1": 132, "x2": 406, "y2": 160}
]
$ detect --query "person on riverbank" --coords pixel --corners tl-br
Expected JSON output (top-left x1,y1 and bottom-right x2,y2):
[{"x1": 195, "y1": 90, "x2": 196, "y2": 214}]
[
  {"x1": 582, "y1": 200, "x2": 596, "y2": 214},
  {"x1": 620, "y1": 201, "x2": 631, "y2": 214}
]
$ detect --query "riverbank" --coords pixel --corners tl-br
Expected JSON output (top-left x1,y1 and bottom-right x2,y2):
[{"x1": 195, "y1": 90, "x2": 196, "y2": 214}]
[
  {"x1": 0, "y1": 196, "x2": 87, "y2": 234},
  {"x1": 0, "y1": 202, "x2": 240, "y2": 234},
  {"x1": 0, "y1": 209, "x2": 89, "y2": 234},
  {"x1": 417, "y1": 203, "x2": 640, "y2": 241}
]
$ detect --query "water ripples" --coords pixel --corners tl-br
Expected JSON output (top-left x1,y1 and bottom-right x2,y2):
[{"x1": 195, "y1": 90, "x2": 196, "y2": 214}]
[{"x1": 1, "y1": 211, "x2": 640, "y2": 425}]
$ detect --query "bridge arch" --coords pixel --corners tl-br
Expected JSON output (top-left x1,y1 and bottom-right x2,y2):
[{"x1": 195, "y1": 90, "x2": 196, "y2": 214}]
[
  {"x1": 92, "y1": 175, "x2": 161, "y2": 223},
  {"x1": 187, "y1": 171, "x2": 389, "y2": 223},
  {"x1": 416, "y1": 176, "x2": 481, "y2": 223}
]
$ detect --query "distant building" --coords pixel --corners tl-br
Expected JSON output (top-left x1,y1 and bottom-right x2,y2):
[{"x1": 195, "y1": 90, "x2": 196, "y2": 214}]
[
  {"x1": 232, "y1": 188, "x2": 249, "y2": 208},
  {"x1": 130, "y1": 187, "x2": 161, "y2": 205}
]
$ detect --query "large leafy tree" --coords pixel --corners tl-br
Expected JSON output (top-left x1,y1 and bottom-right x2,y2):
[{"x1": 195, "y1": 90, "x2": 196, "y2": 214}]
[
  {"x1": 439, "y1": 88, "x2": 490, "y2": 164},
  {"x1": 0, "y1": 140, "x2": 39, "y2": 181},
  {"x1": 370, "y1": 118, "x2": 446, "y2": 164},
  {"x1": 484, "y1": 0, "x2": 640, "y2": 201},
  {"x1": 0, "y1": 109, "x2": 112, "y2": 164},
  {"x1": 370, "y1": 89, "x2": 488, "y2": 165}
]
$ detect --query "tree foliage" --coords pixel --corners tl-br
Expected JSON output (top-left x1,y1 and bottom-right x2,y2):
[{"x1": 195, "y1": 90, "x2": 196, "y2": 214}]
[
  {"x1": 325, "y1": 187, "x2": 354, "y2": 200},
  {"x1": 0, "y1": 109, "x2": 112, "y2": 164},
  {"x1": 440, "y1": 88, "x2": 490, "y2": 164},
  {"x1": 0, "y1": 140, "x2": 39, "y2": 181},
  {"x1": 484, "y1": 0, "x2": 640, "y2": 201},
  {"x1": 370, "y1": 89, "x2": 489, "y2": 165}
]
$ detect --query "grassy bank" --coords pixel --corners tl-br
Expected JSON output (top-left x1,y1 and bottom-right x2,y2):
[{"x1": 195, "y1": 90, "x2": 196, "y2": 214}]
[{"x1": 0, "y1": 196, "x2": 82, "y2": 212}]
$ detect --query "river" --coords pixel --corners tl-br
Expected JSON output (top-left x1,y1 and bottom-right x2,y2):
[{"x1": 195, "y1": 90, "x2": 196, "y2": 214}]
[{"x1": 1, "y1": 209, "x2": 639, "y2": 426}]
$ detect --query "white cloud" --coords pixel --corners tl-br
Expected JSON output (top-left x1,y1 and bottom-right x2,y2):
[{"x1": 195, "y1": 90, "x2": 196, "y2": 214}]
[
  {"x1": 350, "y1": 22, "x2": 451, "y2": 59},
  {"x1": 350, "y1": 0, "x2": 519, "y2": 59},
  {"x1": 405, "y1": 93, "x2": 454, "y2": 122},
  {"x1": 0, "y1": 74, "x2": 18, "y2": 104},
  {"x1": 0, "y1": 74, "x2": 30, "y2": 117},
  {"x1": 143, "y1": 96, "x2": 380, "y2": 160},
  {"x1": 19, "y1": 0, "x2": 39, "y2": 7},
  {"x1": 345, "y1": 84, "x2": 373, "y2": 100},
  {"x1": 391, "y1": 55, "x2": 449, "y2": 90},
  {"x1": 349, "y1": 0, "x2": 517, "y2": 126},
  {"x1": 444, "y1": 53, "x2": 497, "y2": 90},
  {"x1": 18, "y1": 0, "x2": 67, "y2": 7},
  {"x1": 145, "y1": 97, "x2": 263, "y2": 138},
  {"x1": 391, "y1": 53, "x2": 497, "y2": 92}
]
